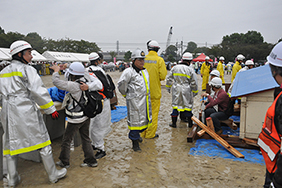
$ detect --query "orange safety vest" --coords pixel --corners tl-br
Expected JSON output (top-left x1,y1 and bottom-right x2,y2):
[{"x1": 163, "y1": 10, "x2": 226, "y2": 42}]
[{"x1": 258, "y1": 92, "x2": 282, "y2": 174}]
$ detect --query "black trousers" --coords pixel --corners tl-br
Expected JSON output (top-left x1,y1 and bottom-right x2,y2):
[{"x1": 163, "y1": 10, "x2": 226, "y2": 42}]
[{"x1": 204, "y1": 108, "x2": 229, "y2": 132}]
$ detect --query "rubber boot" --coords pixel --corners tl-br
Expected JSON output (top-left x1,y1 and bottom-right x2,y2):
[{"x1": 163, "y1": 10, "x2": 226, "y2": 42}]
[
  {"x1": 6, "y1": 155, "x2": 20, "y2": 188},
  {"x1": 169, "y1": 116, "x2": 177, "y2": 128},
  {"x1": 132, "y1": 140, "x2": 141, "y2": 151},
  {"x1": 40, "y1": 146, "x2": 67, "y2": 183},
  {"x1": 188, "y1": 117, "x2": 193, "y2": 128}
]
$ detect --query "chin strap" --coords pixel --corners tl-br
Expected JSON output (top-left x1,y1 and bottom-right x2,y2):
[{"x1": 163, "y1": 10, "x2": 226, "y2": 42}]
[
  {"x1": 19, "y1": 53, "x2": 29, "y2": 64},
  {"x1": 13, "y1": 52, "x2": 29, "y2": 64}
]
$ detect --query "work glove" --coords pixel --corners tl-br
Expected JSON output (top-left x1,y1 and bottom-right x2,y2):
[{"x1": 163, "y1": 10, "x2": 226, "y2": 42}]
[
  {"x1": 51, "y1": 111, "x2": 59, "y2": 120},
  {"x1": 166, "y1": 87, "x2": 171, "y2": 93}
]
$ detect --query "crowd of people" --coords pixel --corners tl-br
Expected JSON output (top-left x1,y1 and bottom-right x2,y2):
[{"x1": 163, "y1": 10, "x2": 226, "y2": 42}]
[{"x1": 0, "y1": 39, "x2": 282, "y2": 187}]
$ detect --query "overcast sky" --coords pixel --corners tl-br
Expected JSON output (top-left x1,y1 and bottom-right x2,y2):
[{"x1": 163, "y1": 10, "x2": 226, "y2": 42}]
[{"x1": 1, "y1": 0, "x2": 281, "y2": 53}]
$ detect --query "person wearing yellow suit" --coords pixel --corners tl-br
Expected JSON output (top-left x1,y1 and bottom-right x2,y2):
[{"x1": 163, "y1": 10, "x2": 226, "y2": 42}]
[
  {"x1": 141, "y1": 40, "x2": 167, "y2": 139},
  {"x1": 231, "y1": 54, "x2": 245, "y2": 82},
  {"x1": 217, "y1": 56, "x2": 225, "y2": 84},
  {"x1": 200, "y1": 56, "x2": 211, "y2": 91}
]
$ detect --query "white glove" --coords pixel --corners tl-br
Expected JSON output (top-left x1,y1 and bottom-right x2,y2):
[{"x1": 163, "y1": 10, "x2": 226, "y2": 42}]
[{"x1": 166, "y1": 87, "x2": 171, "y2": 93}]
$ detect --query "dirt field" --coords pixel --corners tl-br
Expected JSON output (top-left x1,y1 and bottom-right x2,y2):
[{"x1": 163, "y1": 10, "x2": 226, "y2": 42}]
[{"x1": 1, "y1": 70, "x2": 266, "y2": 188}]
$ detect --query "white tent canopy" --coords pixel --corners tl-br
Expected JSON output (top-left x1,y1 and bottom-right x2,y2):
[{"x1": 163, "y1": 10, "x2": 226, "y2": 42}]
[
  {"x1": 70, "y1": 53, "x2": 90, "y2": 62},
  {"x1": 0, "y1": 48, "x2": 47, "y2": 62},
  {"x1": 42, "y1": 51, "x2": 90, "y2": 62},
  {"x1": 0, "y1": 48, "x2": 11, "y2": 61},
  {"x1": 31, "y1": 50, "x2": 47, "y2": 61},
  {"x1": 0, "y1": 48, "x2": 91, "y2": 62}
]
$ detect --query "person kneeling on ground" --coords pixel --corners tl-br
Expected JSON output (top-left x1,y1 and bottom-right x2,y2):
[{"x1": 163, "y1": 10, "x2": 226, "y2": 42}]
[
  {"x1": 51, "y1": 62, "x2": 102, "y2": 168},
  {"x1": 117, "y1": 49, "x2": 152, "y2": 152},
  {"x1": 201, "y1": 77, "x2": 230, "y2": 135}
]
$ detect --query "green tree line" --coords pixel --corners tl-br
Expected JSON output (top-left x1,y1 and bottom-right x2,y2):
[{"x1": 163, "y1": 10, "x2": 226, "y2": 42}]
[
  {"x1": 0, "y1": 26, "x2": 100, "y2": 54},
  {"x1": 166, "y1": 31, "x2": 281, "y2": 63},
  {"x1": 1, "y1": 27, "x2": 281, "y2": 63}
]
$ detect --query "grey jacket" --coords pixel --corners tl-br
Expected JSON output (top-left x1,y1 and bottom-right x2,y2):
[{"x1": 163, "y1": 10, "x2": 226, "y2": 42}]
[
  {"x1": 118, "y1": 67, "x2": 152, "y2": 130},
  {"x1": 166, "y1": 63, "x2": 198, "y2": 112},
  {"x1": 0, "y1": 60, "x2": 55, "y2": 156}
]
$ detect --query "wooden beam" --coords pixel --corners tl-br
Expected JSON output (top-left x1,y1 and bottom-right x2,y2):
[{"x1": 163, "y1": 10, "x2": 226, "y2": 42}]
[
  {"x1": 243, "y1": 138, "x2": 259, "y2": 147},
  {"x1": 191, "y1": 116, "x2": 244, "y2": 158},
  {"x1": 197, "y1": 130, "x2": 206, "y2": 137},
  {"x1": 206, "y1": 117, "x2": 215, "y2": 132},
  {"x1": 197, "y1": 117, "x2": 214, "y2": 137},
  {"x1": 187, "y1": 124, "x2": 198, "y2": 142}
]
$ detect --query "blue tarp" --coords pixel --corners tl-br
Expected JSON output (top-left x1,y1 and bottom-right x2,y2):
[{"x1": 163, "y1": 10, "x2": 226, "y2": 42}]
[
  {"x1": 48, "y1": 87, "x2": 66, "y2": 102},
  {"x1": 229, "y1": 115, "x2": 240, "y2": 122},
  {"x1": 111, "y1": 106, "x2": 127, "y2": 123},
  {"x1": 189, "y1": 126, "x2": 264, "y2": 164},
  {"x1": 231, "y1": 64, "x2": 279, "y2": 98}
]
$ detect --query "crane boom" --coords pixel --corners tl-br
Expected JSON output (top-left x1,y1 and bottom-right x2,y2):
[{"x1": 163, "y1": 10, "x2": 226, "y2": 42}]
[{"x1": 166, "y1": 26, "x2": 173, "y2": 50}]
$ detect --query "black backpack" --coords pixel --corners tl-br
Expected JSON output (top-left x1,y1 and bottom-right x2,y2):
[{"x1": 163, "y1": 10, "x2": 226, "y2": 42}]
[
  {"x1": 71, "y1": 81, "x2": 104, "y2": 118},
  {"x1": 89, "y1": 68, "x2": 115, "y2": 99}
]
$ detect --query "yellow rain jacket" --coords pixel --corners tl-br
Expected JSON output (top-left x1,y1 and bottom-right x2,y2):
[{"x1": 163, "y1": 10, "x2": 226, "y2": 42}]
[
  {"x1": 143, "y1": 51, "x2": 167, "y2": 99},
  {"x1": 141, "y1": 51, "x2": 167, "y2": 138},
  {"x1": 231, "y1": 61, "x2": 242, "y2": 82},
  {"x1": 200, "y1": 61, "x2": 211, "y2": 91},
  {"x1": 217, "y1": 61, "x2": 225, "y2": 84}
]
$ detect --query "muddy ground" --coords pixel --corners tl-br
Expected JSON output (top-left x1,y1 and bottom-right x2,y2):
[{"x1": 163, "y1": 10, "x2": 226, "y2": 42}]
[{"x1": 1, "y1": 70, "x2": 266, "y2": 188}]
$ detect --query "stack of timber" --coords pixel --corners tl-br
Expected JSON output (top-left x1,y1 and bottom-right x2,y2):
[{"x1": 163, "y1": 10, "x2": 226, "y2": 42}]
[{"x1": 187, "y1": 116, "x2": 259, "y2": 150}]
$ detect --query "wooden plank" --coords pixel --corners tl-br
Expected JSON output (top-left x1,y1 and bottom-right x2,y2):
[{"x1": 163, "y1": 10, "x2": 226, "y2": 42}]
[
  {"x1": 206, "y1": 117, "x2": 215, "y2": 132},
  {"x1": 197, "y1": 130, "x2": 206, "y2": 137},
  {"x1": 191, "y1": 116, "x2": 244, "y2": 158},
  {"x1": 197, "y1": 117, "x2": 214, "y2": 137},
  {"x1": 243, "y1": 138, "x2": 259, "y2": 147},
  {"x1": 187, "y1": 124, "x2": 198, "y2": 142},
  {"x1": 220, "y1": 119, "x2": 238, "y2": 130}
]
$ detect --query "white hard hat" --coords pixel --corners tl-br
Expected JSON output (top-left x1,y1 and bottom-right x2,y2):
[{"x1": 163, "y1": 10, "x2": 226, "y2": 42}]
[
  {"x1": 267, "y1": 41, "x2": 282, "y2": 67},
  {"x1": 89, "y1": 52, "x2": 99, "y2": 61},
  {"x1": 219, "y1": 56, "x2": 225, "y2": 61},
  {"x1": 237, "y1": 54, "x2": 245, "y2": 61},
  {"x1": 131, "y1": 48, "x2": 146, "y2": 59},
  {"x1": 182, "y1": 52, "x2": 193, "y2": 60},
  {"x1": 205, "y1": 56, "x2": 210, "y2": 60},
  {"x1": 147, "y1": 40, "x2": 160, "y2": 50},
  {"x1": 209, "y1": 77, "x2": 222, "y2": 88},
  {"x1": 210, "y1": 70, "x2": 220, "y2": 77},
  {"x1": 245, "y1": 60, "x2": 254, "y2": 66},
  {"x1": 10, "y1": 40, "x2": 32, "y2": 56},
  {"x1": 68, "y1": 62, "x2": 85, "y2": 76}
]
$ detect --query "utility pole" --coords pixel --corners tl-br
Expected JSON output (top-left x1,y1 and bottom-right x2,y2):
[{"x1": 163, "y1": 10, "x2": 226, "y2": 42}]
[
  {"x1": 180, "y1": 41, "x2": 183, "y2": 55},
  {"x1": 117, "y1": 40, "x2": 119, "y2": 55}
]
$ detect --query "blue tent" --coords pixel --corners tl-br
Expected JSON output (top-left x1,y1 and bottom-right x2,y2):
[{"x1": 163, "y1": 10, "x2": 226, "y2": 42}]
[{"x1": 231, "y1": 64, "x2": 279, "y2": 98}]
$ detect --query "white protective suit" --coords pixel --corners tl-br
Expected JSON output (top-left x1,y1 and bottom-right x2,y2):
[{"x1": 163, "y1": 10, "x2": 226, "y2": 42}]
[
  {"x1": 166, "y1": 63, "x2": 198, "y2": 112},
  {"x1": 86, "y1": 65, "x2": 112, "y2": 151},
  {"x1": 0, "y1": 60, "x2": 56, "y2": 156},
  {"x1": 118, "y1": 67, "x2": 152, "y2": 130}
]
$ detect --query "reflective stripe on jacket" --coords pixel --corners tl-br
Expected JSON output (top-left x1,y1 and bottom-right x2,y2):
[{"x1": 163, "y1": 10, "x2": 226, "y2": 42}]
[{"x1": 258, "y1": 92, "x2": 282, "y2": 174}]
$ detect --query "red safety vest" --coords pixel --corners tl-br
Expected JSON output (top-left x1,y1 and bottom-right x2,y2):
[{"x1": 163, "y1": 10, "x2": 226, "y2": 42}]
[{"x1": 258, "y1": 92, "x2": 282, "y2": 174}]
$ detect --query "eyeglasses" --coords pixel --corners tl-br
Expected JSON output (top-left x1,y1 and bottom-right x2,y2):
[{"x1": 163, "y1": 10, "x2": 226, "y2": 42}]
[{"x1": 136, "y1": 58, "x2": 144, "y2": 61}]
